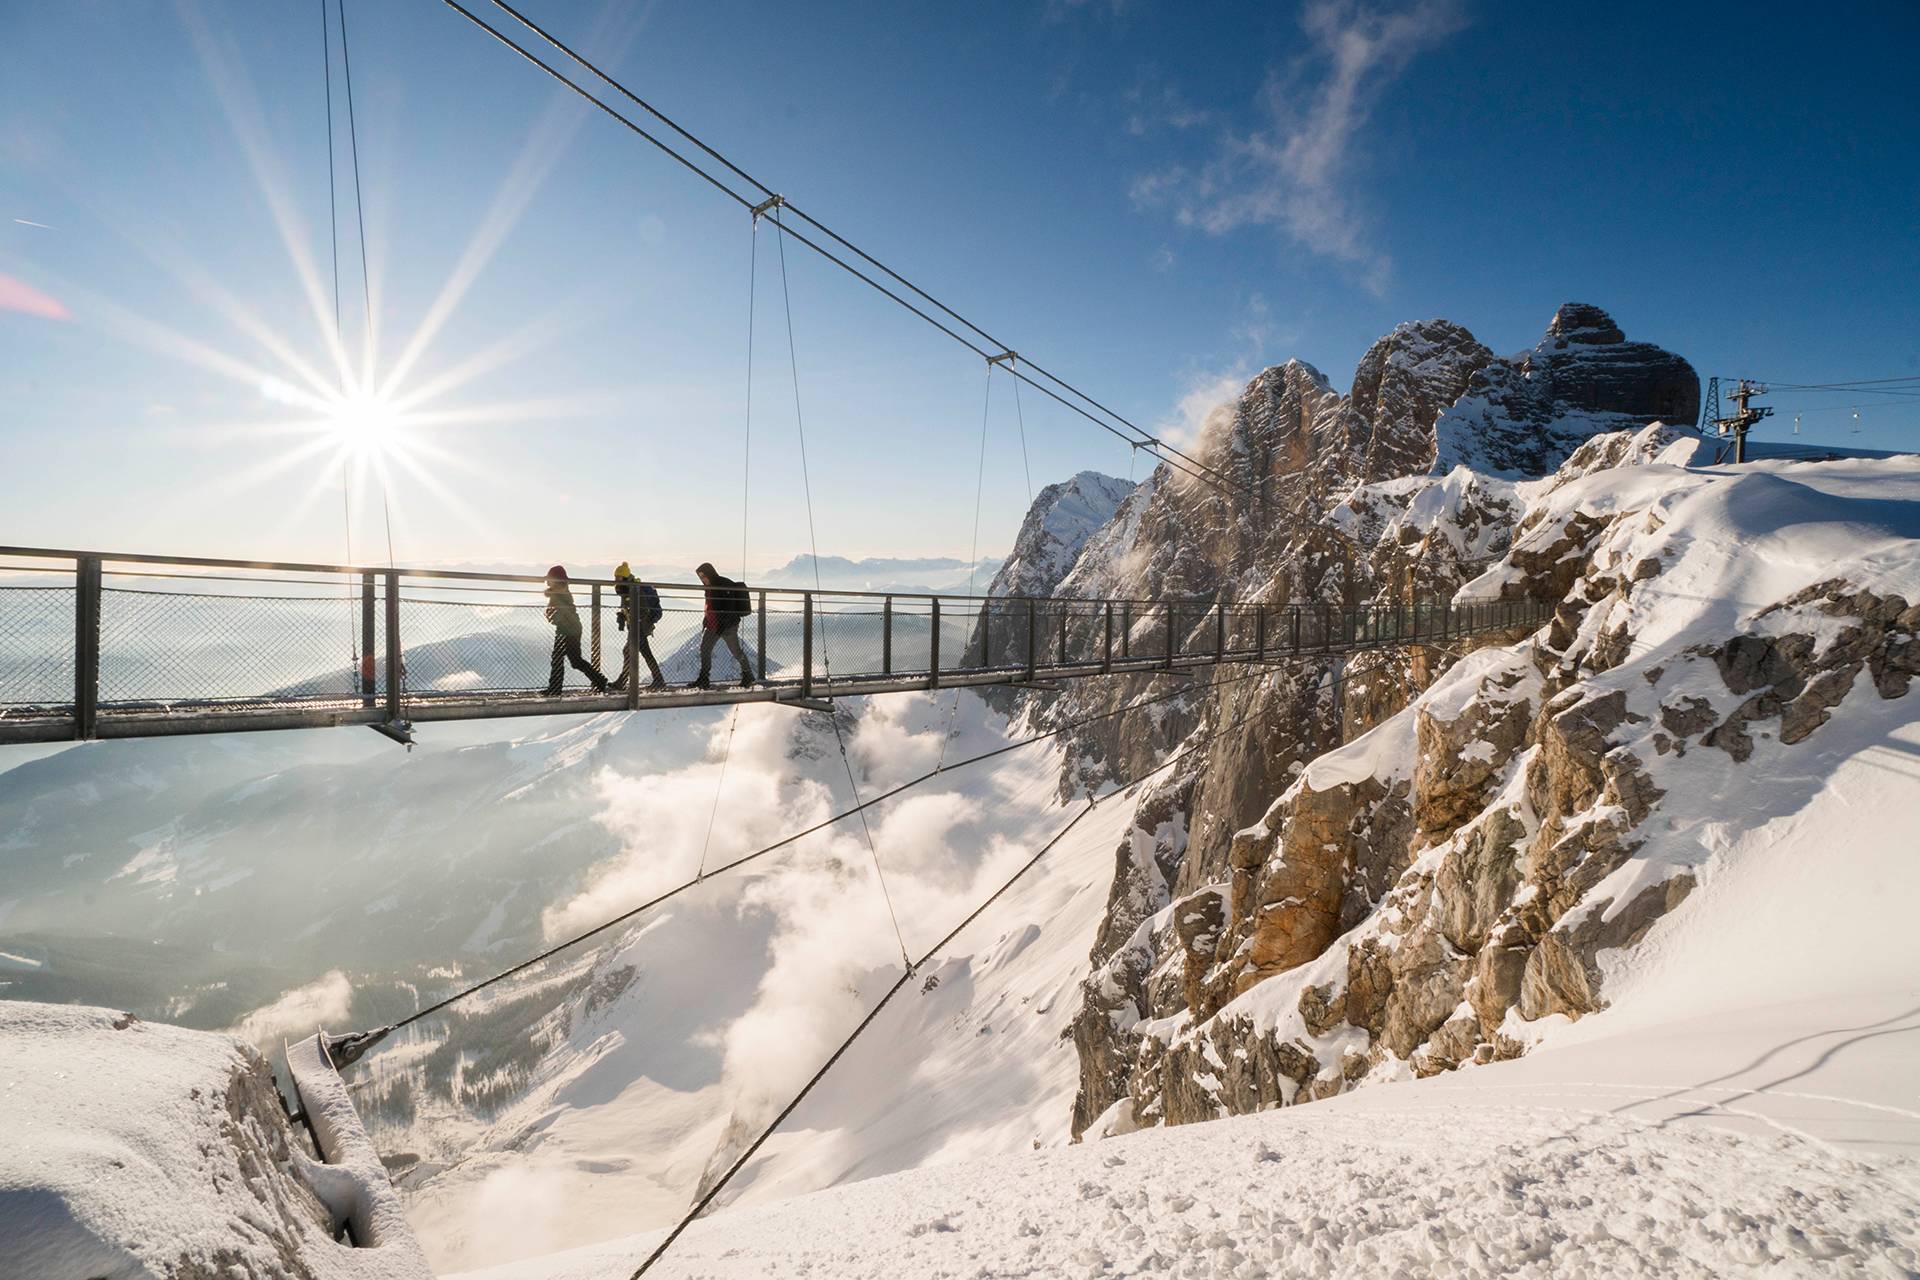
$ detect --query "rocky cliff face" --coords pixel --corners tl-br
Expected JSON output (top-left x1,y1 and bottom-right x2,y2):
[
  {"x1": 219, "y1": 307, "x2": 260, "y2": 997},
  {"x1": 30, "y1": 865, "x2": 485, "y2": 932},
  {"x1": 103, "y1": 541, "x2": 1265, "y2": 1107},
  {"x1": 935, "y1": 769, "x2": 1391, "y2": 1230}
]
[
  {"x1": 966, "y1": 470, "x2": 1134, "y2": 679},
  {"x1": 1023, "y1": 305, "x2": 1715, "y2": 1138},
  {"x1": 1065, "y1": 410, "x2": 1918, "y2": 1138},
  {"x1": 1430, "y1": 302, "x2": 1700, "y2": 479}
]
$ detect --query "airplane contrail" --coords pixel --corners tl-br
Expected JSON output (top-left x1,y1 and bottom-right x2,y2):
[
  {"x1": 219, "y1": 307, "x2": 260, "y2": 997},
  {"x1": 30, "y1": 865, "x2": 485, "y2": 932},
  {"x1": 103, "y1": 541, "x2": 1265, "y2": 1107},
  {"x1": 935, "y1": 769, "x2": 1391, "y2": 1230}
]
[{"x1": 13, "y1": 218, "x2": 54, "y2": 230}]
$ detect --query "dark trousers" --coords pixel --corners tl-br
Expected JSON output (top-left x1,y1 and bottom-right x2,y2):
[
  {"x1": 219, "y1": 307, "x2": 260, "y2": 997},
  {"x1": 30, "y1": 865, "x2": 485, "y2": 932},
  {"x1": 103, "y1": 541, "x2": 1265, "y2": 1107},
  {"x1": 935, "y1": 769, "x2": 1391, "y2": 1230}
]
[
  {"x1": 698, "y1": 618, "x2": 749, "y2": 681},
  {"x1": 612, "y1": 629, "x2": 664, "y2": 688},
  {"x1": 548, "y1": 631, "x2": 608, "y2": 694}
]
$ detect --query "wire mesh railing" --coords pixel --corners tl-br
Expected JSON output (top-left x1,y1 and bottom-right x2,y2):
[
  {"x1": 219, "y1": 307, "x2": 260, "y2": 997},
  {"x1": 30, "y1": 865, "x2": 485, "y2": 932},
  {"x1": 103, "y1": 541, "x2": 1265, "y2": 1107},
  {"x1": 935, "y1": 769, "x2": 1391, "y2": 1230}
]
[{"x1": 0, "y1": 546, "x2": 1553, "y2": 742}]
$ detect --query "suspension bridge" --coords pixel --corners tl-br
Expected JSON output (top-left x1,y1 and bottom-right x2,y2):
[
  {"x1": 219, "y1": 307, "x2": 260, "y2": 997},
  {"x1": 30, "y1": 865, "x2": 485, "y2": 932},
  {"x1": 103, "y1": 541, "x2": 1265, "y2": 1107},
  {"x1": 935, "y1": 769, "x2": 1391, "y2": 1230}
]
[
  {"x1": 1, "y1": 0, "x2": 1572, "y2": 1273},
  {"x1": 0, "y1": 543, "x2": 1545, "y2": 746}
]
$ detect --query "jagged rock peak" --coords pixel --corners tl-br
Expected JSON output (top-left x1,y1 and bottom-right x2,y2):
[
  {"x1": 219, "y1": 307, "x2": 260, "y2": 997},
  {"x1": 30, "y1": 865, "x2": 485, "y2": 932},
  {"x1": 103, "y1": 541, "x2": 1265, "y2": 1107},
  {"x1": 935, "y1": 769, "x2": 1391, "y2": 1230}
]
[
  {"x1": 986, "y1": 469, "x2": 1135, "y2": 600},
  {"x1": 1348, "y1": 319, "x2": 1495, "y2": 484},
  {"x1": 1431, "y1": 303, "x2": 1700, "y2": 479},
  {"x1": 1546, "y1": 302, "x2": 1626, "y2": 345}
]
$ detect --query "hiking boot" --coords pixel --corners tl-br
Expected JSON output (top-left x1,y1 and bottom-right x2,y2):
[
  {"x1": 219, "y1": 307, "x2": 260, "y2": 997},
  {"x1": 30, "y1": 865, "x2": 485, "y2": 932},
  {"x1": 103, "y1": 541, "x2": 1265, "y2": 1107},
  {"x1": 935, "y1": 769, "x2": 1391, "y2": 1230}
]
[
  {"x1": 591, "y1": 678, "x2": 609, "y2": 694},
  {"x1": 691, "y1": 674, "x2": 712, "y2": 690},
  {"x1": 608, "y1": 676, "x2": 627, "y2": 693},
  {"x1": 543, "y1": 685, "x2": 563, "y2": 697},
  {"x1": 738, "y1": 674, "x2": 754, "y2": 690},
  {"x1": 648, "y1": 676, "x2": 667, "y2": 690}
]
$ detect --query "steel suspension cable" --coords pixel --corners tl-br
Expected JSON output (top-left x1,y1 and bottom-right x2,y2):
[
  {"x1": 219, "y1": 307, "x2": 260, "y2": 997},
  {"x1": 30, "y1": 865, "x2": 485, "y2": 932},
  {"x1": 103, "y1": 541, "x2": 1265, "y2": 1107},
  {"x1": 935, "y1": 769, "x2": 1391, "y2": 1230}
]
[
  {"x1": 629, "y1": 685, "x2": 1283, "y2": 1278},
  {"x1": 336, "y1": 0, "x2": 398, "y2": 571},
  {"x1": 430, "y1": 0, "x2": 1250, "y2": 503},
  {"x1": 935, "y1": 364, "x2": 995, "y2": 774},
  {"x1": 697, "y1": 219, "x2": 761, "y2": 881},
  {"x1": 319, "y1": 0, "x2": 358, "y2": 669},
  {"x1": 336, "y1": 0, "x2": 375, "y2": 383},
  {"x1": 338, "y1": 663, "x2": 1276, "y2": 1053},
  {"x1": 1009, "y1": 361, "x2": 1034, "y2": 505},
  {"x1": 474, "y1": 0, "x2": 1237, "y2": 495},
  {"x1": 774, "y1": 207, "x2": 912, "y2": 971}
]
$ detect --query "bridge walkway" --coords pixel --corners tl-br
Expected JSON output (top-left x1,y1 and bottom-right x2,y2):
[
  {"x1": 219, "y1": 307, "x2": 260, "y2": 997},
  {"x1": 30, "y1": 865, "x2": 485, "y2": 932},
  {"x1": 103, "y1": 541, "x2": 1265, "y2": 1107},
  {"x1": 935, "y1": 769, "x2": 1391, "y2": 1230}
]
[{"x1": 0, "y1": 546, "x2": 1546, "y2": 745}]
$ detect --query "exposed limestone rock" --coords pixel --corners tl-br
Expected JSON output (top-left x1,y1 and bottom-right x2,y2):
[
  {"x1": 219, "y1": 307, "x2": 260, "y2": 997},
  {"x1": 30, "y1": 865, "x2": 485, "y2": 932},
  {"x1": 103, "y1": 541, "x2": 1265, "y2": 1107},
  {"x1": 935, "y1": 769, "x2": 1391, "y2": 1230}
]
[
  {"x1": 1412, "y1": 666, "x2": 1535, "y2": 842},
  {"x1": 1518, "y1": 873, "x2": 1697, "y2": 1020},
  {"x1": 1432, "y1": 305, "x2": 1699, "y2": 478}
]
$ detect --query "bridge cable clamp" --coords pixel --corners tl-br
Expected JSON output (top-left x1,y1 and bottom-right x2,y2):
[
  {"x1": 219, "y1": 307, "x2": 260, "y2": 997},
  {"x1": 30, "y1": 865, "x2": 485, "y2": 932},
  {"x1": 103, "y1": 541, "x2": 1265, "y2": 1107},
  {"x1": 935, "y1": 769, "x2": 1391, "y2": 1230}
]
[
  {"x1": 750, "y1": 193, "x2": 787, "y2": 221},
  {"x1": 986, "y1": 349, "x2": 1017, "y2": 367}
]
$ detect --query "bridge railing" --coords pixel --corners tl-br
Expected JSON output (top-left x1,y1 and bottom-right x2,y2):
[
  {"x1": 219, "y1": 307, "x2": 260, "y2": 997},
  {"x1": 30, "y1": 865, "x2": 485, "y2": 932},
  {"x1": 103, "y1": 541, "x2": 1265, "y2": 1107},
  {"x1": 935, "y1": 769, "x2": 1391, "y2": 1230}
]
[{"x1": 0, "y1": 546, "x2": 1551, "y2": 743}]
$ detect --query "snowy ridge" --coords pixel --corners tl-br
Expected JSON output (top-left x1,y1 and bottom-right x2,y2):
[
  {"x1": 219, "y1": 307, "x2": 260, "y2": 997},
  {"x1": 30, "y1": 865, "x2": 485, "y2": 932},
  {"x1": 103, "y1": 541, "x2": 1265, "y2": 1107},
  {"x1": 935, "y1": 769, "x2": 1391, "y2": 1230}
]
[{"x1": 985, "y1": 470, "x2": 1135, "y2": 601}]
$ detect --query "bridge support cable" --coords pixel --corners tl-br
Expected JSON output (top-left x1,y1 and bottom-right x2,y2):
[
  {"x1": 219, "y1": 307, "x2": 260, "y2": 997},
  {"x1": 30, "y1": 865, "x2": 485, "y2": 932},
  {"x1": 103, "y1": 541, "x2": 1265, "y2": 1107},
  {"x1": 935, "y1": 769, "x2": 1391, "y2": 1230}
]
[
  {"x1": 773, "y1": 207, "x2": 912, "y2": 971},
  {"x1": 1008, "y1": 358, "x2": 1034, "y2": 506},
  {"x1": 935, "y1": 363, "x2": 997, "y2": 774},
  {"x1": 697, "y1": 219, "x2": 763, "y2": 881},
  {"x1": 318, "y1": 0, "x2": 359, "y2": 678},
  {"x1": 428, "y1": 0, "x2": 1250, "y2": 504},
  {"x1": 318, "y1": 662, "x2": 1280, "y2": 1067},
  {"x1": 628, "y1": 677, "x2": 1299, "y2": 1278},
  {"x1": 473, "y1": 0, "x2": 1240, "y2": 498}
]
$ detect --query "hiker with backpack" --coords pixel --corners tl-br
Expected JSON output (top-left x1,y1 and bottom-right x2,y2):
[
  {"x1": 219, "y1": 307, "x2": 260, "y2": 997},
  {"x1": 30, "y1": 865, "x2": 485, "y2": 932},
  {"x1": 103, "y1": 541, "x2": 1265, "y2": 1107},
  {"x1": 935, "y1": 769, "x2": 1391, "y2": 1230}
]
[
  {"x1": 608, "y1": 561, "x2": 667, "y2": 692},
  {"x1": 542, "y1": 565, "x2": 610, "y2": 696},
  {"x1": 693, "y1": 561, "x2": 754, "y2": 690}
]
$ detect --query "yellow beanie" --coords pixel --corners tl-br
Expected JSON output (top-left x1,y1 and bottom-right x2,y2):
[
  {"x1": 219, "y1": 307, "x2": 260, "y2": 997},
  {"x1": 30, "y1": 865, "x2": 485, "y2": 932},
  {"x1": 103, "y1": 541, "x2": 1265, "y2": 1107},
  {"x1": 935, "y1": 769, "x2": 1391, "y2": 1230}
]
[{"x1": 614, "y1": 561, "x2": 632, "y2": 579}]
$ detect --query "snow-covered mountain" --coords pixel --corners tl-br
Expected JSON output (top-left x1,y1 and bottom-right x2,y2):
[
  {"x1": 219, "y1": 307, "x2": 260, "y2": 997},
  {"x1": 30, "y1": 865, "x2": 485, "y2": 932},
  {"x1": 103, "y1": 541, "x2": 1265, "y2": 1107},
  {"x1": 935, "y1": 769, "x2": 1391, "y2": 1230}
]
[
  {"x1": 7, "y1": 301, "x2": 1917, "y2": 1278},
  {"x1": 756, "y1": 553, "x2": 1004, "y2": 595}
]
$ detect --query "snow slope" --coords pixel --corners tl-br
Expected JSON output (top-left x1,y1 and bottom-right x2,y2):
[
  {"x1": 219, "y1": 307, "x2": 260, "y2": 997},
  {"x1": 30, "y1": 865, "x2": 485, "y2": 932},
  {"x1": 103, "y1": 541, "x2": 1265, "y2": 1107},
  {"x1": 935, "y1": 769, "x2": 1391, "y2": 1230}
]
[
  {"x1": 454, "y1": 452, "x2": 1920, "y2": 1278},
  {"x1": 383, "y1": 689, "x2": 1137, "y2": 1273},
  {"x1": 457, "y1": 686, "x2": 1920, "y2": 1278}
]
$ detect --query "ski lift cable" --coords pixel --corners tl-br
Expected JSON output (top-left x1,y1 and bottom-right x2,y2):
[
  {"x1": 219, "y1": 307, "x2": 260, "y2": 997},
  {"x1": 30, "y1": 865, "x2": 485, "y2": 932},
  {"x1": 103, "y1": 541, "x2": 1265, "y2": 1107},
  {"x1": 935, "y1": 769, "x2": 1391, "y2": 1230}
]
[
  {"x1": 774, "y1": 205, "x2": 913, "y2": 971},
  {"x1": 475, "y1": 0, "x2": 1240, "y2": 497},
  {"x1": 629, "y1": 669, "x2": 1353, "y2": 1278},
  {"x1": 431, "y1": 0, "x2": 1251, "y2": 504}
]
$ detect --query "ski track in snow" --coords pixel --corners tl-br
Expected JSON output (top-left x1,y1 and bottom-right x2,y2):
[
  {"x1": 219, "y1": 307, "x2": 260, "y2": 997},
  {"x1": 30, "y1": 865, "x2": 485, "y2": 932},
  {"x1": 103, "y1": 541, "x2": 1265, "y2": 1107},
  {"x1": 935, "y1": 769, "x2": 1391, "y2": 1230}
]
[{"x1": 457, "y1": 998, "x2": 1920, "y2": 1279}]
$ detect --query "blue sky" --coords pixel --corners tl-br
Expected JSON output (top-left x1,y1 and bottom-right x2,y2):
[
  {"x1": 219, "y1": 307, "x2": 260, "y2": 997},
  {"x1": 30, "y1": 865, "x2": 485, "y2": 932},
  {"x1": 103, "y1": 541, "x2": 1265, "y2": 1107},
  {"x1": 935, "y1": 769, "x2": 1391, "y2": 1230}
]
[{"x1": 2, "y1": 0, "x2": 1916, "y2": 569}]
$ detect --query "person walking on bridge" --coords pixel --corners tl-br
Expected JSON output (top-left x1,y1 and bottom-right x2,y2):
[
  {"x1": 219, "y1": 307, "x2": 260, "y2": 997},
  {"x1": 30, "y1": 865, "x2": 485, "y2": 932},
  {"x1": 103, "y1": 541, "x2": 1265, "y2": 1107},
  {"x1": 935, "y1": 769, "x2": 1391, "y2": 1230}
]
[
  {"x1": 543, "y1": 566, "x2": 609, "y2": 696},
  {"x1": 693, "y1": 561, "x2": 753, "y2": 690},
  {"x1": 608, "y1": 561, "x2": 667, "y2": 693}
]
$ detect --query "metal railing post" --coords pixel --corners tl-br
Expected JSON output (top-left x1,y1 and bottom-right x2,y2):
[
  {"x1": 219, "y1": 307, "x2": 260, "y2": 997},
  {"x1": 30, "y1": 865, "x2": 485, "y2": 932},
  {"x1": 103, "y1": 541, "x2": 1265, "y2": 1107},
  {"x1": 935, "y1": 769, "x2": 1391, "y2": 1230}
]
[
  {"x1": 801, "y1": 592, "x2": 814, "y2": 697},
  {"x1": 383, "y1": 570, "x2": 402, "y2": 724},
  {"x1": 929, "y1": 598, "x2": 941, "y2": 688},
  {"x1": 1215, "y1": 604, "x2": 1225, "y2": 662},
  {"x1": 1103, "y1": 601, "x2": 1113, "y2": 673},
  {"x1": 625, "y1": 593, "x2": 640, "y2": 711},
  {"x1": 882, "y1": 596, "x2": 892, "y2": 674},
  {"x1": 1255, "y1": 604, "x2": 1266, "y2": 660},
  {"x1": 74, "y1": 556, "x2": 100, "y2": 740},
  {"x1": 591, "y1": 584, "x2": 602, "y2": 669},
  {"x1": 1121, "y1": 601, "x2": 1131, "y2": 659},
  {"x1": 1057, "y1": 605, "x2": 1068, "y2": 667},
  {"x1": 1290, "y1": 604, "x2": 1300, "y2": 655},
  {"x1": 360, "y1": 573, "x2": 376, "y2": 706},
  {"x1": 757, "y1": 590, "x2": 767, "y2": 684},
  {"x1": 1165, "y1": 603, "x2": 1175, "y2": 670},
  {"x1": 1025, "y1": 598, "x2": 1037, "y2": 679}
]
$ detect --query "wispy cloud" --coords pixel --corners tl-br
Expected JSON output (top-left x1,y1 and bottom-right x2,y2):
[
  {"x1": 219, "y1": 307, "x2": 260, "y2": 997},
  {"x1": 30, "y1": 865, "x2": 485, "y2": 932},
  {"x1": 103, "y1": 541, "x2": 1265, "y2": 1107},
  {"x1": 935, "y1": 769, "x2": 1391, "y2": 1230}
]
[
  {"x1": 1123, "y1": 79, "x2": 1212, "y2": 137},
  {"x1": 0, "y1": 272, "x2": 70, "y2": 320},
  {"x1": 1130, "y1": 0, "x2": 1466, "y2": 292}
]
